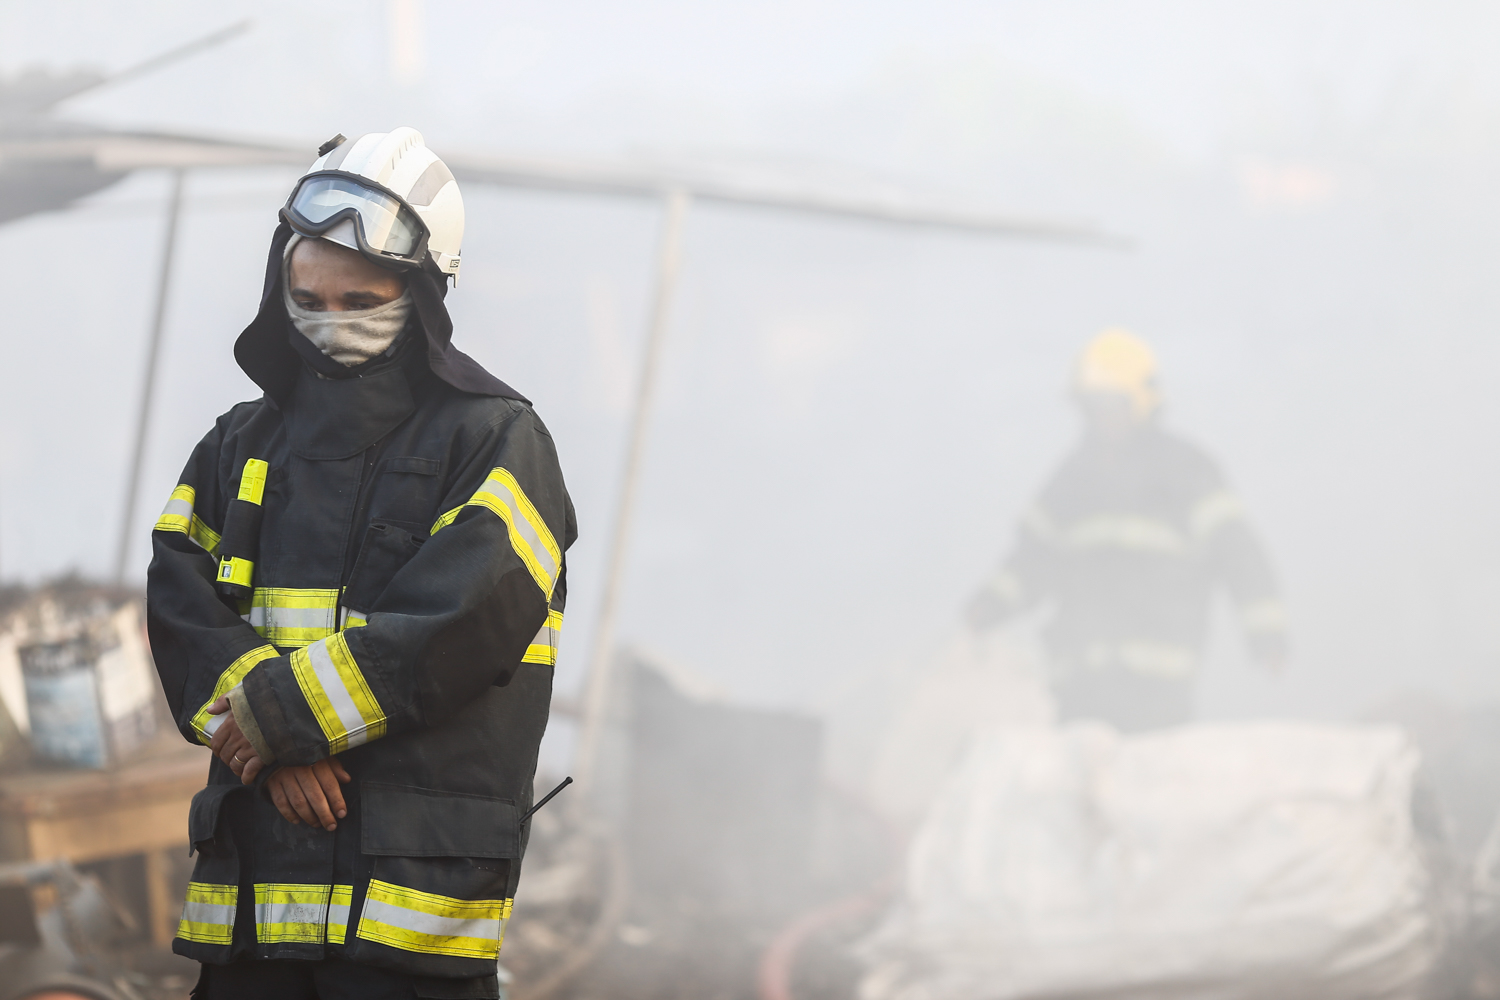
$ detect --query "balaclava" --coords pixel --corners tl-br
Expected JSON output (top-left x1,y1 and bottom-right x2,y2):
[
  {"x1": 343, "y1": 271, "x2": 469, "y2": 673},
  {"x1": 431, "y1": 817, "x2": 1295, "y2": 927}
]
[{"x1": 282, "y1": 233, "x2": 413, "y2": 367}]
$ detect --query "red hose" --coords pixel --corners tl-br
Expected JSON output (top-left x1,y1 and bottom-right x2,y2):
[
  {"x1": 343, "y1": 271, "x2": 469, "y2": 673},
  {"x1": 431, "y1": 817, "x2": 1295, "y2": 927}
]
[
  {"x1": 756, "y1": 882, "x2": 892, "y2": 1000},
  {"x1": 757, "y1": 784, "x2": 904, "y2": 1000}
]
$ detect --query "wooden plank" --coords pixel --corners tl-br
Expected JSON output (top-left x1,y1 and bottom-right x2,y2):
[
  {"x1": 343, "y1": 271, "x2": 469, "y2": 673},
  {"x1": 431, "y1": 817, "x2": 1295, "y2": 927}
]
[
  {"x1": 145, "y1": 847, "x2": 177, "y2": 948},
  {"x1": 0, "y1": 737, "x2": 209, "y2": 863},
  {"x1": 22, "y1": 795, "x2": 194, "y2": 863}
]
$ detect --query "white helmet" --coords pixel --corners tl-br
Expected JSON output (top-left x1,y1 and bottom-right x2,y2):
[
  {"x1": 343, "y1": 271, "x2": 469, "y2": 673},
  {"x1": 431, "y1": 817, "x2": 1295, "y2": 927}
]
[{"x1": 281, "y1": 127, "x2": 464, "y2": 281}]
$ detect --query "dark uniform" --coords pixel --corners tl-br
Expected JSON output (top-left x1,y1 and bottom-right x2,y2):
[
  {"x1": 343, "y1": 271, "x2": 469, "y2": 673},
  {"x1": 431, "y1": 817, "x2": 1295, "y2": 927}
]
[
  {"x1": 971, "y1": 423, "x2": 1284, "y2": 731},
  {"x1": 147, "y1": 224, "x2": 574, "y2": 997}
]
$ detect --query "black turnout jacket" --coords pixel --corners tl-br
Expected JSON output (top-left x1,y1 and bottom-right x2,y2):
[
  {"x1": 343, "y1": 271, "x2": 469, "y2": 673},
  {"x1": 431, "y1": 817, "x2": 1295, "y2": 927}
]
[
  {"x1": 147, "y1": 226, "x2": 575, "y2": 983},
  {"x1": 973, "y1": 423, "x2": 1284, "y2": 680}
]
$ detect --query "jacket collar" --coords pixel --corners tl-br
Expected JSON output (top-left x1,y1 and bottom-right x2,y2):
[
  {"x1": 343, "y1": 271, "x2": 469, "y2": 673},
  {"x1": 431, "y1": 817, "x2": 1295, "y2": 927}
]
[{"x1": 283, "y1": 362, "x2": 417, "y2": 460}]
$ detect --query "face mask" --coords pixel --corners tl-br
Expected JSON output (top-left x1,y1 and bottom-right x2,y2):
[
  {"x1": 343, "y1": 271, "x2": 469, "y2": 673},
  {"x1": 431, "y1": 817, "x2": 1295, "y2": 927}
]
[{"x1": 282, "y1": 242, "x2": 412, "y2": 366}]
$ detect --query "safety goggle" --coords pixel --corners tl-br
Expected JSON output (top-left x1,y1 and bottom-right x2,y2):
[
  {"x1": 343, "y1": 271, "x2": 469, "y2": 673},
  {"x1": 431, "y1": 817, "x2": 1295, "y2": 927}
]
[{"x1": 281, "y1": 173, "x2": 428, "y2": 268}]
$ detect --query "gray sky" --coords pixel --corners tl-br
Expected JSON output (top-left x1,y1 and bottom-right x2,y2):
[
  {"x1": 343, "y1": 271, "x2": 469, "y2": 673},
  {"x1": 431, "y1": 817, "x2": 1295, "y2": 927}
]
[{"x1": 5, "y1": 0, "x2": 1500, "y2": 740}]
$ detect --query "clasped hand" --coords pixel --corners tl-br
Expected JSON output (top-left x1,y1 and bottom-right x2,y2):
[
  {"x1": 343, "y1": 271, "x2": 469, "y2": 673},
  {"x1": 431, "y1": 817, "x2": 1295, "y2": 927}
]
[{"x1": 205, "y1": 697, "x2": 351, "y2": 832}]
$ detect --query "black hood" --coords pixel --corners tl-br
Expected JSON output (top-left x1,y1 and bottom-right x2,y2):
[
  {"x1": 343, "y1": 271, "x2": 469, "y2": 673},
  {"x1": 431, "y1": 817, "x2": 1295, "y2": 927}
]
[{"x1": 234, "y1": 222, "x2": 528, "y2": 403}]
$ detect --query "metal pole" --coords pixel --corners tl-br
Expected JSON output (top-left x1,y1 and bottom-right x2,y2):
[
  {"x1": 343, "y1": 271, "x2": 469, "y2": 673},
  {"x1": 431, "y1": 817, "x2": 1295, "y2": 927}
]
[
  {"x1": 114, "y1": 169, "x2": 186, "y2": 585},
  {"x1": 573, "y1": 189, "x2": 691, "y2": 790}
]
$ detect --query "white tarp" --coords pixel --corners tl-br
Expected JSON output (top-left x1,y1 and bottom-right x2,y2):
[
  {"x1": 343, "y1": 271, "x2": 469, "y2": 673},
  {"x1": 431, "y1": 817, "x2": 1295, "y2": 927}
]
[{"x1": 859, "y1": 721, "x2": 1438, "y2": 1000}]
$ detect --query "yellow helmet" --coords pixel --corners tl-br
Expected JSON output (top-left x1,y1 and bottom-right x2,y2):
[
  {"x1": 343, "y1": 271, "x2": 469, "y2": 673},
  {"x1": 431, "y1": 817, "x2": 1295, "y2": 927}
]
[{"x1": 1073, "y1": 328, "x2": 1160, "y2": 417}]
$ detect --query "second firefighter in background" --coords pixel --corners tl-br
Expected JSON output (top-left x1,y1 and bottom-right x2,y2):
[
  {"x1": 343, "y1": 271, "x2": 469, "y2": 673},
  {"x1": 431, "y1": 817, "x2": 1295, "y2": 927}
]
[{"x1": 968, "y1": 329, "x2": 1287, "y2": 732}]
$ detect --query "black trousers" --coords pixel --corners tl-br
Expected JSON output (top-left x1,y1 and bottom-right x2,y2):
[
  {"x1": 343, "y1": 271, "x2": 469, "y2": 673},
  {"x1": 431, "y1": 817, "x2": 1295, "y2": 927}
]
[{"x1": 195, "y1": 959, "x2": 500, "y2": 1000}]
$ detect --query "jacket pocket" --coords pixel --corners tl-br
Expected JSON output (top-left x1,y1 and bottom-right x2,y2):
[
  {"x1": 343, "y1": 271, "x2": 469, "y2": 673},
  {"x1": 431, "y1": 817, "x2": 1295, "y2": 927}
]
[
  {"x1": 178, "y1": 783, "x2": 245, "y2": 956},
  {"x1": 371, "y1": 456, "x2": 442, "y2": 528},
  {"x1": 362, "y1": 783, "x2": 520, "y2": 858},
  {"x1": 343, "y1": 521, "x2": 426, "y2": 614},
  {"x1": 352, "y1": 783, "x2": 519, "y2": 974}
]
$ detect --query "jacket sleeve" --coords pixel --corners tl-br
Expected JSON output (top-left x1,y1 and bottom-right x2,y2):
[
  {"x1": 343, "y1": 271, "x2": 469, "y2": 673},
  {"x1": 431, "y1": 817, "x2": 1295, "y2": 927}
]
[
  {"x1": 235, "y1": 405, "x2": 575, "y2": 768},
  {"x1": 966, "y1": 502, "x2": 1060, "y2": 629},
  {"x1": 1190, "y1": 487, "x2": 1289, "y2": 661},
  {"x1": 147, "y1": 415, "x2": 284, "y2": 747}
]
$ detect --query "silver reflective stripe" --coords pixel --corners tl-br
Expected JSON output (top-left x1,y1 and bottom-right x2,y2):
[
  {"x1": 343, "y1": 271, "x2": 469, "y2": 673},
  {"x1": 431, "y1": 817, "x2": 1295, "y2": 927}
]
[
  {"x1": 305, "y1": 639, "x2": 371, "y2": 748},
  {"x1": 181, "y1": 899, "x2": 235, "y2": 927},
  {"x1": 256, "y1": 899, "x2": 328, "y2": 924},
  {"x1": 161, "y1": 496, "x2": 194, "y2": 520},
  {"x1": 246, "y1": 605, "x2": 338, "y2": 631},
  {"x1": 202, "y1": 713, "x2": 227, "y2": 738},
  {"x1": 361, "y1": 897, "x2": 501, "y2": 942}
]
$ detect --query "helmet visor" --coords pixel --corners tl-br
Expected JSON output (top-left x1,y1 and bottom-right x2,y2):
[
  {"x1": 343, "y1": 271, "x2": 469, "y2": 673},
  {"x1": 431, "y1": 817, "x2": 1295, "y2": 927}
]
[{"x1": 285, "y1": 175, "x2": 426, "y2": 261}]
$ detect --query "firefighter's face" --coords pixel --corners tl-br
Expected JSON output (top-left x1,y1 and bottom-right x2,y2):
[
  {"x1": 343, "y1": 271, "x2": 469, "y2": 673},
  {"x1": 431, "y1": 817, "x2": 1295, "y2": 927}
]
[
  {"x1": 1077, "y1": 389, "x2": 1141, "y2": 439},
  {"x1": 288, "y1": 238, "x2": 407, "y2": 312}
]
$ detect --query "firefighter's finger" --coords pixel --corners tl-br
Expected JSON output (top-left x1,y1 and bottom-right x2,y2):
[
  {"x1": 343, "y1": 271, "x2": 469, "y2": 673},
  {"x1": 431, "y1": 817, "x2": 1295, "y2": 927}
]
[
  {"x1": 329, "y1": 756, "x2": 352, "y2": 783},
  {"x1": 281, "y1": 770, "x2": 320, "y2": 827},
  {"x1": 241, "y1": 755, "x2": 263, "y2": 785},
  {"x1": 295, "y1": 767, "x2": 338, "y2": 831},
  {"x1": 207, "y1": 713, "x2": 237, "y2": 755},
  {"x1": 311, "y1": 760, "x2": 348, "y2": 818},
  {"x1": 206, "y1": 696, "x2": 230, "y2": 716},
  {"x1": 215, "y1": 728, "x2": 248, "y2": 767},
  {"x1": 268, "y1": 774, "x2": 300, "y2": 825}
]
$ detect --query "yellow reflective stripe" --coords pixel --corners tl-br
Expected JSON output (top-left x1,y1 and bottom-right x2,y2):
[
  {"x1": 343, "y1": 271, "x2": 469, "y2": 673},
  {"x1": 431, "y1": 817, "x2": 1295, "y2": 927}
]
[
  {"x1": 522, "y1": 609, "x2": 563, "y2": 665},
  {"x1": 431, "y1": 503, "x2": 463, "y2": 534},
  {"x1": 1084, "y1": 640, "x2": 1198, "y2": 678},
  {"x1": 340, "y1": 607, "x2": 369, "y2": 630},
  {"x1": 1190, "y1": 489, "x2": 1243, "y2": 538},
  {"x1": 328, "y1": 884, "x2": 353, "y2": 945},
  {"x1": 154, "y1": 484, "x2": 222, "y2": 557},
  {"x1": 1063, "y1": 515, "x2": 1187, "y2": 553},
  {"x1": 357, "y1": 879, "x2": 511, "y2": 960},
  {"x1": 218, "y1": 555, "x2": 254, "y2": 588},
  {"x1": 177, "y1": 882, "x2": 237, "y2": 946},
  {"x1": 190, "y1": 515, "x2": 222, "y2": 556},
  {"x1": 155, "y1": 484, "x2": 195, "y2": 533},
  {"x1": 190, "y1": 645, "x2": 279, "y2": 744},
  {"x1": 238, "y1": 458, "x2": 269, "y2": 505},
  {"x1": 255, "y1": 883, "x2": 331, "y2": 944},
  {"x1": 290, "y1": 633, "x2": 386, "y2": 754},
  {"x1": 245, "y1": 588, "x2": 340, "y2": 648},
  {"x1": 430, "y1": 467, "x2": 560, "y2": 599}
]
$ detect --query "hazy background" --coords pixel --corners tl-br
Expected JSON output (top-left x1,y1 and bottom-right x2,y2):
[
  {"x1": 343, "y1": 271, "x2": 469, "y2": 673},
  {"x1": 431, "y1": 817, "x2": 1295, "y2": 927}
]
[{"x1": 5, "y1": 0, "x2": 1500, "y2": 762}]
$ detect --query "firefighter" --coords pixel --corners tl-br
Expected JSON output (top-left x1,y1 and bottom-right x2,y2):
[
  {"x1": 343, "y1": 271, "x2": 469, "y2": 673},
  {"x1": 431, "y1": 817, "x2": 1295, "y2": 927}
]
[
  {"x1": 966, "y1": 329, "x2": 1285, "y2": 731},
  {"x1": 147, "y1": 129, "x2": 575, "y2": 998}
]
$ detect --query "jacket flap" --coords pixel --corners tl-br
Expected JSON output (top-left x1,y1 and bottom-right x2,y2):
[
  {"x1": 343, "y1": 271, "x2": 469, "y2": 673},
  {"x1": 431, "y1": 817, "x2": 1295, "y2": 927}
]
[
  {"x1": 362, "y1": 782, "x2": 519, "y2": 858},
  {"x1": 385, "y1": 456, "x2": 440, "y2": 475},
  {"x1": 189, "y1": 782, "x2": 244, "y2": 847}
]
